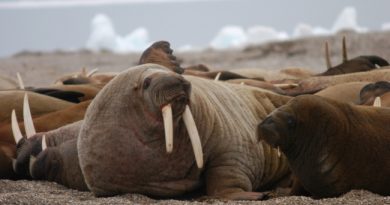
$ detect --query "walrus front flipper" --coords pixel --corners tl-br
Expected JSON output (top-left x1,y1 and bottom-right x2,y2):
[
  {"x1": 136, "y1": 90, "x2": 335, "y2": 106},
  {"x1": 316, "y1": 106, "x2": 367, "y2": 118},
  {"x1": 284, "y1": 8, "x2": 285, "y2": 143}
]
[
  {"x1": 31, "y1": 139, "x2": 88, "y2": 191},
  {"x1": 205, "y1": 166, "x2": 270, "y2": 200},
  {"x1": 14, "y1": 121, "x2": 82, "y2": 178}
]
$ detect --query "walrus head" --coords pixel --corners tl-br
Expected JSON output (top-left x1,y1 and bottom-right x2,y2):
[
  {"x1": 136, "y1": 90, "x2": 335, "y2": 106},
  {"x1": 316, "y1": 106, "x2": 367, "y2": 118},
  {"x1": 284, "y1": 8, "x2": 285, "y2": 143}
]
[
  {"x1": 257, "y1": 95, "x2": 347, "y2": 159},
  {"x1": 359, "y1": 81, "x2": 390, "y2": 105},
  {"x1": 78, "y1": 64, "x2": 203, "y2": 197}
]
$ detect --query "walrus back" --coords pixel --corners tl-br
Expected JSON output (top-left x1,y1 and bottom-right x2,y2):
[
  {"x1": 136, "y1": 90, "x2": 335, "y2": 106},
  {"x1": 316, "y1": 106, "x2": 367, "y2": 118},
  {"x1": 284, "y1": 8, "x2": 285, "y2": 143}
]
[{"x1": 185, "y1": 76, "x2": 290, "y2": 189}]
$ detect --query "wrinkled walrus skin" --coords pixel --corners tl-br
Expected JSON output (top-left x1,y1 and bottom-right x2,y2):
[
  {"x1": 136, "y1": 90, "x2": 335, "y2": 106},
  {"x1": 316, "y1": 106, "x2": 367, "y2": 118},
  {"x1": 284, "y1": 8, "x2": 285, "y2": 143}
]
[
  {"x1": 24, "y1": 64, "x2": 291, "y2": 200},
  {"x1": 257, "y1": 95, "x2": 390, "y2": 198}
]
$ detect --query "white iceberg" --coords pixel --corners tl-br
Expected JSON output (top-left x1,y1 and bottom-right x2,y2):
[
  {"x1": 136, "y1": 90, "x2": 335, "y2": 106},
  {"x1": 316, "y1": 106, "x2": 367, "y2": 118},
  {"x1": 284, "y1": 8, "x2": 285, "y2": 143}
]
[
  {"x1": 210, "y1": 26, "x2": 247, "y2": 49},
  {"x1": 331, "y1": 6, "x2": 367, "y2": 33},
  {"x1": 381, "y1": 22, "x2": 390, "y2": 30},
  {"x1": 246, "y1": 26, "x2": 288, "y2": 44},
  {"x1": 86, "y1": 13, "x2": 150, "y2": 53}
]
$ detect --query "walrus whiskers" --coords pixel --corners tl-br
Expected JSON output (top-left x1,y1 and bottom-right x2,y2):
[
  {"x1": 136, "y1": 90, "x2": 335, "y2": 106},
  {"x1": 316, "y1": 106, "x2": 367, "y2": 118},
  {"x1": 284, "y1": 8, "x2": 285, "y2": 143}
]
[
  {"x1": 23, "y1": 94, "x2": 36, "y2": 138},
  {"x1": 162, "y1": 104, "x2": 173, "y2": 153},
  {"x1": 11, "y1": 109, "x2": 23, "y2": 144},
  {"x1": 182, "y1": 105, "x2": 203, "y2": 169}
]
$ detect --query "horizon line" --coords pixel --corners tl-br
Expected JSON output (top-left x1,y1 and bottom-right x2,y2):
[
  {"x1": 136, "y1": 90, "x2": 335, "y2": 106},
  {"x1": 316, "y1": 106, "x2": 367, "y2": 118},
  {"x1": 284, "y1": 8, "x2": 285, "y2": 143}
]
[{"x1": 0, "y1": 0, "x2": 230, "y2": 9}]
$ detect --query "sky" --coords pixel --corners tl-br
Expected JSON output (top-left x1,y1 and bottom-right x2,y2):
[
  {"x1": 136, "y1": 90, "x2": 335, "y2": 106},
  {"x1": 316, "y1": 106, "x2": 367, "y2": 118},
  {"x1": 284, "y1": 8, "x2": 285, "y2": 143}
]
[{"x1": 0, "y1": 0, "x2": 389, "y2": 57}]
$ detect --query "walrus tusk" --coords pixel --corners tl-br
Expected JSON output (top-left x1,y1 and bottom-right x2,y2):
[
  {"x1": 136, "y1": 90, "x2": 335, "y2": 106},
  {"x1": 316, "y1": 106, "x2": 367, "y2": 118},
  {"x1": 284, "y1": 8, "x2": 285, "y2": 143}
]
[
  {"x1": 274, "y1": 83, "x2": 299, "y2": 89},
  {"x1": 214, "y1": 72, "x2": 221, "y2": 81},
  {"x1": 11, "y1": 109, "x2": 23, "y2": 144},
  {"x1": 16, "y1": 72, "x2": 25, "y2": 90},
  {"x1": 29, "y1": 155, "x2": 36, "y2": 177},
  {"x1": 183, "y1": 105, "x2": 204, "y2": 169},
  {"x1": 324, "y1": 41, "x2": 332, "y2": 69},
  {"x1": 342, "y1": 36, "x2": 348, "y2": 63},
  {"x1": 42, "y1": 135, "x2": 47, "y2": 151},
  {"x1": 86, "y1": 68, "x2": 99, "y2": 77},
  {"x1": 23, "y1": 94, "x2": 36, "y2": 138},
  {"x1": 162, "y1": 104, "x2": 173, "y2": 153},
  {"x1": 373, "y1": 97, "x2": 382, "y2": 107},
  {"x1": 277, "y1": 147, "x2": 281, "y2": 157}
]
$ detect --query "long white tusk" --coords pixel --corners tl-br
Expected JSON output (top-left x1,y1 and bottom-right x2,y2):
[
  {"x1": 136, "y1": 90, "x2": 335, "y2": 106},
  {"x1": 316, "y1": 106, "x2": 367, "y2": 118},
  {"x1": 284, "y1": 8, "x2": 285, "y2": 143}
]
[
  {"x1": 373, "y1": 96, "x2": 382, "y2": 107},
  {"x1": 162, "y1": 104, "x2": 173, "y2": 153},
  {"x1": 23, "y1": 94, "x2": 36, "y2": 138},
  {"x1": 86, "y1": 68, "x2": 99, "y2": 77},
  {"x1": 182, "y1": 105, "x2": 204, "y2": 169},
  {"x1": 11, "y1": 109, "x2": 24, "y2": 144},
  {"x1": 42, "y1": 135, "x2": 47, "y2": 151},
  {"x1": 214, "y1": 72, "x2": 221, "y2": 81},
  {"x1": 277, "y1": 147, "x2": 281, "y2": 157},
  {"x1": 16, "y1": 72, "x2": 25, "y2": 90}
]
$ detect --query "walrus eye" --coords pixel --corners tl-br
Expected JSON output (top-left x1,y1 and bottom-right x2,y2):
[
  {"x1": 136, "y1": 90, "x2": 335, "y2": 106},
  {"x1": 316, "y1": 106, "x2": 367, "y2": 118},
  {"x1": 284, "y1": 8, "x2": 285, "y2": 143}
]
[
  {"x1": 143, "y1": 77, "x2": 151, "y2": 89},
  {"x1": 287, "y1": 116, "x2": 296, "y2": 129}
]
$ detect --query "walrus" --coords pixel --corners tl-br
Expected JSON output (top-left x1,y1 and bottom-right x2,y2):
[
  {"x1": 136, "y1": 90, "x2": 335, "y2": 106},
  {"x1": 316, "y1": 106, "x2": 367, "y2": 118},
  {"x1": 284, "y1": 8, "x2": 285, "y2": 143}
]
[
  {"x1": 257, "y1": 95, "x2": 390, "y2": 198},
  {"x1": 318, "y1": 37, "x2": 389, "y2": 76},
  {"x1": 359, "y1": 81, "x2": 390, "y2": 105},
  {"x1": 283, "y1": 68, "x2": 390, "y2": 96},
  {"x1": 0, "y1": 90, "x2": 75, "y2": 124},
  {"x1": 14, "y1": 63, "x2": 292, "y2": 200},
  {"x1": 315, "y1": 82, "x2": 370, "y2": 104}
]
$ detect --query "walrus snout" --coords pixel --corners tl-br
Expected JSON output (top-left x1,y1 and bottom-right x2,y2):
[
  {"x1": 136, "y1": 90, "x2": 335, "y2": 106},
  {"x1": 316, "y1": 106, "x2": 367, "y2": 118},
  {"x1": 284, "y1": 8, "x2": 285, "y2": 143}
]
[
  {"x1": 257, "y1": 116, "x2": 280, "y2": 147},
  {"x1": 257, "y1": 108, "x2": 296, "y2": 151}
]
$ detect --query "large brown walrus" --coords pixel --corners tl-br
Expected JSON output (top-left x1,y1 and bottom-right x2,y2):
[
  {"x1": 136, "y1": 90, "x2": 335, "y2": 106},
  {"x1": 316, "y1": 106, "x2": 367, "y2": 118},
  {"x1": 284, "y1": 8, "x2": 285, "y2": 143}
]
[
  {"x1": 14, "y1": 64, "x2": 292, "y2": 200},
  {"x1": 257, "y1": 95, "x2": 390, "y2": 198}
]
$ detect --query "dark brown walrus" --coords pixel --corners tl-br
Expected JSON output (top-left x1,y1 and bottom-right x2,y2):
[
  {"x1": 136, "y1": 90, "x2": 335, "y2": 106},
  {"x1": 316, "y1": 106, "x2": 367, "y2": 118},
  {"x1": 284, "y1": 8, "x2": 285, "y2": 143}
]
[{"x1": 257, "y1": 95, "x2": 390, "y2": 198}]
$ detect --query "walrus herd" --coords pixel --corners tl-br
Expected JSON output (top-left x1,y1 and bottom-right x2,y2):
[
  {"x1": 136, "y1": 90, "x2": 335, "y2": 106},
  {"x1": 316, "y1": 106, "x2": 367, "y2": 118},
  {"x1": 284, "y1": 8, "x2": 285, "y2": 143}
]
[{"x1": 0, "y1": 38, "x2": 389, "y2": 201}]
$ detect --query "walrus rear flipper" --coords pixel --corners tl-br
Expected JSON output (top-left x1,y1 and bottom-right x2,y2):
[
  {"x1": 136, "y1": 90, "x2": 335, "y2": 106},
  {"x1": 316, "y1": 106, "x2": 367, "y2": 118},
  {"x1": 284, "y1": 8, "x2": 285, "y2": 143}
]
[{"x1": 139, "y1": 41, "x2": 184, "y2": 74}]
